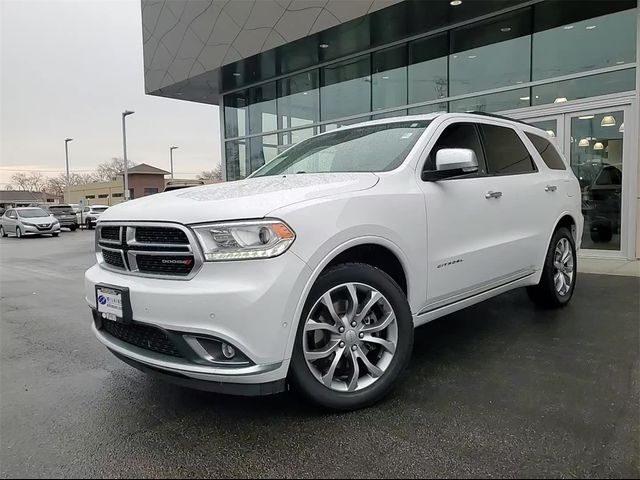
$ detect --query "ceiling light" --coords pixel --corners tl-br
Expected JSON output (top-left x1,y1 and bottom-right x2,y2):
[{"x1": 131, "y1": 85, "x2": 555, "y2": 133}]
[
  {"x1": 519, "y1": 96, "x2": 530, "y2": 101},
  {"x1": 468, "y1": 55, "x2": 477, "y2": 59},
  {"x1": 593, "y1": 142, "x2": 604, "y2": 150},
  {"x1": 601, "y1": 115, "x2": 616, "y2": 127},
  {"x1": 564, "y1": 25, "x2": 574, "y2": 30},
  {"x1": 546, "y1": 130, "x2": 556, "y2": 138},
  {"x1": 319, "y1": 43, "x2": 329, "y2": 49},
  {"x1": 382, "y1": 76, "x2": 390, "y2": 80},
  {"x1": 453, "y1": 55, "x2": 458, "y2": 59},
  {"x1": 586, "y1": 25, "x2": 597, "y2": 30},
  {"x1": 516, "y1": 81, "x2": 524, "y2": 84},
  {"x1": 554, "y1": 97, "x2": 568, "y2": 103},
  {"x1": 616, "y1": 61, "x2": 626, "y2": 65},
  {"x1": 619, "y1": 122, "x2": 624, "y2": 133},
  {"x1": 232, "y1": 72, "x2": 241, "y2": 77},
  {"x1": 501, "y1": 27, "x2": 512, "y2": 32},
  {"x1": 535, "y1": 95, "x2": 540, "y2": 99},
  {"x1": 579, "y1": 115, "x2": 594, "y2": 120},
  {"x1": 578, "y1": 138, "x2": 590, "y2": 147},
  {"x1": 450, "y1": 0, "x2": 462, "y2": 5}
]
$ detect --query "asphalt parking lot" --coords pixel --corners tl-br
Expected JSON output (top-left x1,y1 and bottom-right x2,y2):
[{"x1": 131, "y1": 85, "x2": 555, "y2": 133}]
[{"x1": 0, "y1": 230, "x2": 638, "y2": 478}]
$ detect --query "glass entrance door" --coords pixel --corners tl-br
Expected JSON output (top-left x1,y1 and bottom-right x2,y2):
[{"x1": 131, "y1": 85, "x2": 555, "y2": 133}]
[{"x1": 566, "y1": 109, "x2": 626, "y2": 254}]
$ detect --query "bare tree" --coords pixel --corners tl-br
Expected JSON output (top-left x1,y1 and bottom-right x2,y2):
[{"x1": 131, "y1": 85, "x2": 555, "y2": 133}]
[
  {"x1": 197, "y1": 165, "x2": 223, "y2": 182},
  {"x1": 11, "y1": 172, "x2": 46, "y2": 191},
  {"x1": 94, "y1": 157, "x2": 136, "y2": 182}
]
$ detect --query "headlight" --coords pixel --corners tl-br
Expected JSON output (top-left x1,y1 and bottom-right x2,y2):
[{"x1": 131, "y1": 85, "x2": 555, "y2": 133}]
[
  {"x1": 22, "y1": 221, "x2": 35, "y2": 226},
  {"x1": 192, "y1": 219, "x2": 295, "y2": 261}
]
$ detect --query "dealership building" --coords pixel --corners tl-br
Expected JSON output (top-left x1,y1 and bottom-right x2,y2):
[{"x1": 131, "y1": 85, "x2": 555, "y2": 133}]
[{"x1": 141, "y1": 0, "x2": 639, "y2": 260}]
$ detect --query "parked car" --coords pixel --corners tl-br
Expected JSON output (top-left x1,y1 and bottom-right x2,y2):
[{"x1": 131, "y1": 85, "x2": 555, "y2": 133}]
[
  {"x1": 1, "y1": 207, "x2": 61, "y2": 238},
  {"x1": 43, "y1": 204, "x2": 79, "y2": 231},
  {"x1": 583, "y1": 163, "x2": 622, "y2": 244},
  {"x1": 78, "y1": 205, "x2": 108, "y2": 230},
  {"x1": 86, "y1": 113, "x2": 583, "y2": 410},
  {"x1": 164, "y1": 179, "x2": 205, "y2": 192}
]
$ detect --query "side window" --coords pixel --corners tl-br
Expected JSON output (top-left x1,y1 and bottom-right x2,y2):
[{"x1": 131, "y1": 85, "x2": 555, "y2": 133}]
[
  {"x1": 424, "y1": 122, "x2": 486, "y2": 174},
  {"x1": 525, "y1": 132, "x2": 566, "y2": 170},
  {"x1": 480, "y1": 124, "x2": 536, "y2": 175}
]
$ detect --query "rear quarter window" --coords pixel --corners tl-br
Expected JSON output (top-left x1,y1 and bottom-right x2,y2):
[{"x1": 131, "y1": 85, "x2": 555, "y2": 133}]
[{"x1": 525, "y1": 132, "x2": 567, "y2": 170}]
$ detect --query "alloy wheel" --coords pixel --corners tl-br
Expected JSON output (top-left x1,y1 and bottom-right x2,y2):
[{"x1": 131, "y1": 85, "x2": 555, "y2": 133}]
[
  {"x1": 553, "y1": 237, "x2": 574, "y2": 296},
  {"x1": 16, "y1": 227, "x2": 21, "y2": 238},
  {"x1": 302, "y1": 282, "x2": 398, "y2": 392}
]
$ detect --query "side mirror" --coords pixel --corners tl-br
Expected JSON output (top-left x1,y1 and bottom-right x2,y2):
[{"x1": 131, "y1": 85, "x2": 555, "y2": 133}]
[{"x1": 422, "y1": 148, "x2": 479, "y2": 181}]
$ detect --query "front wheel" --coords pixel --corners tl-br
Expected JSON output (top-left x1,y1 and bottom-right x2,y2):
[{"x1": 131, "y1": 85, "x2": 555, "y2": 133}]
[
  {"x1": 527, "y1": 227, "x2": 577, "y2": 308},
  {"x1": 52, "y1": 232, "x2": 59, "y2": 237},
  {"x1": 290, "y1": 263, "x2": 414, "y2": 411},
  {"x1": 16, "y1": 227, "x2": 22, "y2": 239}
]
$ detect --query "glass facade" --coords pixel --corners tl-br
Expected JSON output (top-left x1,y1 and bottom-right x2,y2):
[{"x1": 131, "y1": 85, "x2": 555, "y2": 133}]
[{"x1": 222, "y1": 1, "x2": 637, "y2": 180}]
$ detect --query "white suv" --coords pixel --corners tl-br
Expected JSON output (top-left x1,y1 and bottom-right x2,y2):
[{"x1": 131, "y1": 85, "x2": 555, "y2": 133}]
[{"x1": 85, "y1": 113, "x2": 582, "y2": 410}]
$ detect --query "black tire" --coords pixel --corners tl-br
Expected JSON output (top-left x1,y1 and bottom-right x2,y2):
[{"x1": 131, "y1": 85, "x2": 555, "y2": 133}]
[
  {"x1": 289, "y1": 263, "x2": 414, "y2": 411},
  {"x1": 70, "y1": 225, "x2": 77, "y2": 232},
  {"x1": 527, "y1": 227, "x2": 577, "y2": 308},
  {"x1": 0, "y1": 226, "x2": 6, "y2": 238},
  {"x1": 86, "y1": 219, "x2": 93, "y2": 230},
  {"x1": 15, "y1": 227, "x2": 22, "y2": 239},
  {"x1": 590, "y1": 222, "x2": 612, "y2": 243},
  {"x1": 52, "y1": 233, "x2": 59, "y2": 237}
]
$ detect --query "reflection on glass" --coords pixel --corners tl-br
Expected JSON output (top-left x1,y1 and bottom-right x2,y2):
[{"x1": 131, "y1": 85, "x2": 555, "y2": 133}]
[
  {"x1": 249, "y1": 83, "x2": 277, "y2": 134},
  {"x1": 528, "y1": 119, "x2": 558, "y2": 142},
  {"x1": 248, "y1": 134, "x2": 279, "y2": 174},
  {"x1": 225, "y1": 140, "x2": 248, "y2": 179},
  {"x1": 372, "y1": 45, "x2": 408, "y2": 111},
  {"x1": 408, "y1": 34, "x2": 448, "y2": 104},
  {"x1": 280, "y1": 128, "x2": 317, "y2": 147},
  {"x1": 408, "y1": 103, "x2": 448, "y2": 115},
  {"x1": 277, "y1": 71, "x2": 319, "y2": 129},
  {"x1": 449, "y1": 88, "x2": 530, "y2": 113},
  {"x1": 532, "y1": 9, "x2": 637, "y2": 80},
  {"x1": 532, "y1": 69, "x2": 636, "y2": 106},
  {"x1": 224, "y1": 90, "x2": 248, "y2": 138},
  {"x1": 569, "y1": 111, "x2": 624, "y2": 251},
  {"x1": 322, "y1": 116, "x2": 371, "y2": 133},
  {"x1": 449, "y1": 9, "x2": 531, "y2": 96},
  {"x1": 372, "y1": 109, "x2": 408, "y2": 120},
  {"x1": 320, "y1": 55, "x2": 371, "y2": 121}
]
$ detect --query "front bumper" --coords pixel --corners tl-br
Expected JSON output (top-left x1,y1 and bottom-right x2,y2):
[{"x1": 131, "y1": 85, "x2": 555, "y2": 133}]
[
  {"x1": 85, "y1": 250, "x2": 312, "y2": 388},
  {"x1": 23, "y1": 224, "x2": 61, "y2": 234}
]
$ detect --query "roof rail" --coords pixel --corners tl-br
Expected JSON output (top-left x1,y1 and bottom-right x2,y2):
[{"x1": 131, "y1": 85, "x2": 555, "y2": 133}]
[{"x1": 467, "y1": 111, "x2": 531, "y2": 127}]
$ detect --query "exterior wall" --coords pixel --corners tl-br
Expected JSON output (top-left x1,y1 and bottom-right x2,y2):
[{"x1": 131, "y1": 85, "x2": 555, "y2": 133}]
[
  {"x1": 129, "y1": 173, "x2": 166, "y2": 199},
  {"x1": 67, "y1": 181, "x2": 124, "y2": 206},
  {"x1": 142, "y1": 0, "x2": 401, "y2": 94}
]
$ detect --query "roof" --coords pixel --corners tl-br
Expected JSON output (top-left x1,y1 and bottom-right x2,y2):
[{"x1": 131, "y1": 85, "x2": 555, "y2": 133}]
[
  {"x1": 124, "y1": 163, "x2": 170, "y2": 175},
  {"x1": 0, "y1": 191, "x2": 39, "y2": 202}
]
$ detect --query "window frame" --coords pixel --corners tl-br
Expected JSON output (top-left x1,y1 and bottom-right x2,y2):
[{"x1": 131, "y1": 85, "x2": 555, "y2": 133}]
[{"x1": 420, "y1": 120, "x2": 488, "y2": 181}]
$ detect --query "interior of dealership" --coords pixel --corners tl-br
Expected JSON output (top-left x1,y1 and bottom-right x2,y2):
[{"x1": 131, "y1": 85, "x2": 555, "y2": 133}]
[{"x1": 217, "y1": 1, "x2": 638, "y2": 260}]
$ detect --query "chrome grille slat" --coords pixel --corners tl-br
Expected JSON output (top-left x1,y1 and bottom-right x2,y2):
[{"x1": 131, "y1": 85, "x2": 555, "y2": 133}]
[{"x1": 96, "y1": 223, "x2": 202, "y2": 280}]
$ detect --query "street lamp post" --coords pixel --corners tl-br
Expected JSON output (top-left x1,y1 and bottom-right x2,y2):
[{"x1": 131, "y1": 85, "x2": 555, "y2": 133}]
[
  {"x1": 64, "y1": 138, "x2": 73, "y2": 203},
  {"x1": 170, "y1": 146, "x2": 178, "y2": 179},
  {"x1": 121, "y1": 110, "x2": 135, "y2": 200}
]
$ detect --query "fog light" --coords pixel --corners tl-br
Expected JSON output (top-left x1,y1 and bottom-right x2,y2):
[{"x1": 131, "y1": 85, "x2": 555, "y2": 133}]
[{"x1": 221, "y1": 343, "x2": 236, "y2": 359}]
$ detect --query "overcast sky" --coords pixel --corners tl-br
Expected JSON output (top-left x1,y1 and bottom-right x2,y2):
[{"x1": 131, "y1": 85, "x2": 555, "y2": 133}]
[{"x1": 0, "y1": 0, "x2": 221, "y2": 188}]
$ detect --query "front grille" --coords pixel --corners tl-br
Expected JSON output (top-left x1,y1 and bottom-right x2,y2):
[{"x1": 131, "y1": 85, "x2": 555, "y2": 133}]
[
  {"x1": 135, "y1": 227, "x2": 188, "y2": 244},
  {"x1": 102, "y1": 249, "x2": 125, "y2": 269},
  {"x1": 100, "y1": 319, "x2": 183, "y2": 358},
  {"x1": 136, "y1": 255, "x2": 195, "y2": 276},
  {"x1": 97, "y1": 223, "x2": 199, "y2": 279},
  {"x1": 36, "y1": 224, "x2": 52, "y2": 231},
  {"x1": 101, "y1": 226, "x2": 121, "y2": 241}
]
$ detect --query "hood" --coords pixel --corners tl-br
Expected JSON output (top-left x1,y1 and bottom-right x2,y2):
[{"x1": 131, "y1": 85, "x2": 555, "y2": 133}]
[
  {"x1": 100, "y1": 173, "x2": 379, "y2": 224},
  {"x1": 20, "y1": 216, "x2": 55, "y2": 224}
]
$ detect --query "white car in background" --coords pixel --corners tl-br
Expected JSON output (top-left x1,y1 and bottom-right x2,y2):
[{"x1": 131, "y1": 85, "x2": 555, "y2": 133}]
[
  {"x1": 78, "y1": 205, "x2": 109, "y2": 230},
  {"x1": 86, "y1": 113, "x2": 582, "y2": 411},
  {"x1": 1, "y1": 207, "x2": 61, "y2": 238}
]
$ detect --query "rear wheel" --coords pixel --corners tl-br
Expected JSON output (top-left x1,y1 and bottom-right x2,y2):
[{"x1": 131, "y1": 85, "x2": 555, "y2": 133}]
[
  {"x1": 290, "y1": 263, "x2": 413, "y2": 411},
  {"x1": 527, "y1": 227, "x2": 577, "y2": 308},
  {"x1": 16, "y1": 227, "x2": 22, "y2": 239},
  {"x1": 0, "y1": 226, "x2": 6, "y2": 238},
  {"x1": 86, "y1": 219, "x2": 93, "y2": 230}
]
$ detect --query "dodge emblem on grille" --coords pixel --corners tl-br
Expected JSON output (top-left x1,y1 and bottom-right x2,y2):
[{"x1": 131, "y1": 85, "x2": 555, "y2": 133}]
[{"x1": 161, "y1": 258, "x2": 193, "y2": 266}]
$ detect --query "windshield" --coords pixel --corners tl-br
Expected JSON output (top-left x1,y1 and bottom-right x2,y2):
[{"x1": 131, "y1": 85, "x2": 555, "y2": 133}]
[
  {"x1": 252, "y1": 121, "x2": 431, "y2": 177},
  {"x1": 49, "y1": 206, "x2": 74, "y2": 214},
  {"x1": 17, "y1": 208, "x2": 49, "y2": 218},
  {"x1": 91, "y1": 207, "x2": 108, "y2": 213}
]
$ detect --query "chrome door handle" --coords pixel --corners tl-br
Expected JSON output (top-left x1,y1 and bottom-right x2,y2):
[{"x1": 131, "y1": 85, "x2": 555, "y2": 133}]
[
  {"x1": 485, "y1": 191, "x2": 503, "y2": 199},
  {"x1": 545, "y1": 185, "x2": 558, "y2": 192}
]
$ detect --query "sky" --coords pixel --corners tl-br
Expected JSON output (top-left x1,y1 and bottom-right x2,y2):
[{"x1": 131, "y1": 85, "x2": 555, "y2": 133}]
[{"x1": 0, "y1": 0, "x2": 221, "y2": 189}]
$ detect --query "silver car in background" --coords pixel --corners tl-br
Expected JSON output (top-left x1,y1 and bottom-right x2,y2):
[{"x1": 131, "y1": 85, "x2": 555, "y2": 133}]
[{"x1": 0, "y1": 207, "x2": 61, "y2": 238}]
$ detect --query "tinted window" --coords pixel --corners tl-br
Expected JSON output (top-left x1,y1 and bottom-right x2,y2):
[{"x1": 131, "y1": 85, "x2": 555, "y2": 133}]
[
  {"x1": 480, "y1": 125, "x2": 536, "y2": 175},
  {"x1": 425, "y1": 122, "x2": 486, "y2": 174},
  {"x1": 17, "y1": 208, "x2": 48, "y2": 218},
  {"x1": 525, "y1": 133, "x2": 566, "y2": 170}
]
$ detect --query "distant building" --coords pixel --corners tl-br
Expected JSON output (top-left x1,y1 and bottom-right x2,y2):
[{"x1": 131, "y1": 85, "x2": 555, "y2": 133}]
[
  {"x1": 66, "y1": 163, "x2": 170, "y2": 206},
  {"x1": 0, "y1": 190, "x2": 62, "y2": 209}
]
